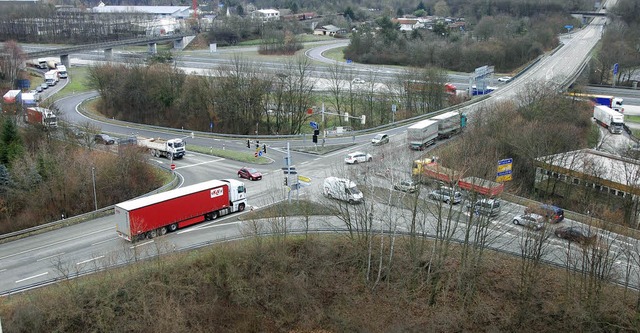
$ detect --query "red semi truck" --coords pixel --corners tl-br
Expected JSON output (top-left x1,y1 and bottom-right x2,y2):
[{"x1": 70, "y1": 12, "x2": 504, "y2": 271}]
[{"x1": 115, "y1": 179, "x2": 247, "y2": 241}]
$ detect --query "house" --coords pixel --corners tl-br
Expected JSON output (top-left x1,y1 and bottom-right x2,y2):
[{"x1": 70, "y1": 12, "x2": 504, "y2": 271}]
[
  {"x1": 251, "y1": 9, "x2": 280, "y2": 22},
  {"x1": 90, "y1": 4, "x2": 192, "y2": 19},
  {"x1": 313, "y1": 25, "x2": 345, "y2": 36},
  {"x1": 393, "y1": 18, "x2": 422, "y2": 31},
  {"x1": 534, "y1": 148, "x2": 640, "y2": 224}
]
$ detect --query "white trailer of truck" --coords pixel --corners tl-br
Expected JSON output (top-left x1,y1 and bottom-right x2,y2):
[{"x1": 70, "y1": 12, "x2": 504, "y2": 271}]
[
  {"x1": 432, "y1": 111, "x2": 465, "y2": 139},
  {"x1": 138, "y1": 137, "x2": 186, "y2": 159},
  {"x1": 407, "y1": 119, "x2": 439, "y2": 150},
  {"x1": 44, "y1": 70, "x2": 58, "y2": 86},
  {"x1": 594, "y1": 105, "x2": 624, "y2": 134}
]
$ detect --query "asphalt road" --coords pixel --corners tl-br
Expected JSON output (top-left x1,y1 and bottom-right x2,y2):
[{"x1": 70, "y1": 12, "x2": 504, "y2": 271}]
[{"x1": 2, "y1": 8, "x2": 640, "y2": 294}]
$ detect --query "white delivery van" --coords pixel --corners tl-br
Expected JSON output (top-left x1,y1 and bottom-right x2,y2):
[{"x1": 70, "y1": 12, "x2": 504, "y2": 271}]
[{"x1": 323, "y1": 177, "x2": 363, "y2": 204}]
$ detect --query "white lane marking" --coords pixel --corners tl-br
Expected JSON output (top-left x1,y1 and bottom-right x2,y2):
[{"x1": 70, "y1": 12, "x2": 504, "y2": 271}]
[
  {"x1": 36, "y1": 253, "x2": 65, "y2": 262},
  {"x1": 15, "y1": 272, "x2": 48, "y2": 284},
  {"x1": 175, "y1": 158, "x2": 225, "y2": 170},
  {"x1": 76, "y1": 256, "x2": 105, "y2": 266},
  {"x1": 91, "y1": 237, "x2": 118, "y2": 246},
  {"x1": 0, "y1": 268, "x2": 6, "y2": 273},
  {"x1": 0, "y1": 227, "x2": 113, "y2": 261},
  {"x1": 177, "y1": 221, "x2": 242, "y2": 234},
  {"x1": 130, "y1": 240, "x2": 154, "y2": 249},
  {"x1": 300, "y1": 161, "x2": 309, "y2": 165}
]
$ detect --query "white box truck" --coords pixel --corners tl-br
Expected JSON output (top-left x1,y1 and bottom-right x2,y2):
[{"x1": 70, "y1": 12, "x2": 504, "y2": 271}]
[
  {"x1": 431, "y1": 111, "x2": 466, "y2": 139},
  {"x1": 56, "y1": 65, "x2": 68, "y2": 79},
  {"x1": 323, "y1": 177, "x2": 363, "y2": 204},
  {"x1": 407, "y1": 119, "x2": 439, "y2": 150},
  {"x1": 594, "y1": 105, "x2": 624, "y2": 134}
]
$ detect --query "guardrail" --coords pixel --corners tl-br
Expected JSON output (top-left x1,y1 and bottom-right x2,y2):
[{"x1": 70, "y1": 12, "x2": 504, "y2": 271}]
[
  {"x1": 3, "y1": 224, "x2": 636, "y2": 297},
  {"x1": 0, "y1": 172, "x2": 180, "y2": 243}
]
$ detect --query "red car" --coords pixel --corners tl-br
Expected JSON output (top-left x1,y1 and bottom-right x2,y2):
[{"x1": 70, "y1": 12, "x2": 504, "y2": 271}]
[{"x1": 238, "y1": 167, "x2": 262, "y2": 181}]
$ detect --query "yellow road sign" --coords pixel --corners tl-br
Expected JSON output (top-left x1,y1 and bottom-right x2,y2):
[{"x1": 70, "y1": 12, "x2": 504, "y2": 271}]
[{"x1": 298, "y1": 175, "x2": 311, "y2": 183}]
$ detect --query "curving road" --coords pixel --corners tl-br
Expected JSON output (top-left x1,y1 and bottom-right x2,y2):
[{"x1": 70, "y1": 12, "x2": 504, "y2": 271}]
[{"x1": 2, "y1": 8, "x2": 640, "y2": 295}]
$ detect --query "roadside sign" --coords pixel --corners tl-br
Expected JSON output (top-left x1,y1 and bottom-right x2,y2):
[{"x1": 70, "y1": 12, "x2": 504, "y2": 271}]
[
  {"x1": 298, "y1": 175, "x2": 311, "y2": 183},
  {"x1": 258, "y1": 151, "x2": 263, "y2": 157},
  {"x1": 170, "y1": 164, "x2": 176, "y2": 170},
  {"x1": 392, "y1": 104, "x2": 397, "y2": 113},
  {"x1": 496, "y1": 158, "x2": 513, "y2": 182},
  {"x1": 613, "y1": 63, "x2": 619, "y2": 75},
  {"x1": 310, "y1": 121, "x2": 318, "y2": 130}
]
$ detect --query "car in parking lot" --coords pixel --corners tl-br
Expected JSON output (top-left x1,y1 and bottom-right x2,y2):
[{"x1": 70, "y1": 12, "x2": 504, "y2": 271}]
[
  {"x1": 555, "y1": 226, "x2": 597, "y2": 245},
  {"x1": 94, "y1": 134, "x2": 116, "y2": 145},
  {"x1": 345, "y1": 151, "x2": 373, "y2": 164},
  {"x1": 393, "y1": 179, "x2": 417, "y2": 193},
  {"x1": 237, "y1": 167, "x2": 262, "y2": 181},
  {"x1": 35, "y1": 85, "x2": 43, "y2": 93},
  {"x1": 428, "y1": 187, "x2": 462, "y2": 204},
  {"x1": 497, "y1": 76, "x2": 512, "y2": 82},
  {"x1": 371, "y1": 133, "x2": 389, "y2": 146},
  {"x1": 512, "y1": 213, "x2": 545, "y2": 230},
  {"x1": 352, "y1": 78, "x2": 365, "y2": 84}
]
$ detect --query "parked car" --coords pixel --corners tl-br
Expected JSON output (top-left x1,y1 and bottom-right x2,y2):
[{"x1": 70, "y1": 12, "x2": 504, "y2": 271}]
[
  {"x1": 497, "y1": 76, "x2": 512, "y2": 82},
  {"x1": 40, "y1": 83, "x2": 48, "y2": 90},
  {"x1": 352, "y1": 78, "x2": 365, "y2": 84},
  {"x1": 94, "y1": 133, "x2": 115, "y2": 145},
  {"x1": 35, "y1": 86, "x2": 43, "y2": 93},
  {"x1": 371, "y1": 133, "x2": 389, "y2": 146},
  {"x1": 555, "y1": 226, "x2": 597, "y2": 245},
  {"x1": 428, "y1": 187, "x2": 462, "y2": 204},
  {"x1": 467, "y1": 198, "x2": 502, "y2": 217},
  {"x1": 512, "y1": 213, "x2": 545, "y2": 230},
  {"x1": 525, "y1": 204, "x2": 564, "y2": 223},
  {"x1": 238, "y1": 167, "x2": 262, "y2": 181},
  {"x1": 345, "y1": 152, "x2": 373, "y2": 164},
  {"x1": 394, "y1": 179, "x2": 417, "y2": 193}
]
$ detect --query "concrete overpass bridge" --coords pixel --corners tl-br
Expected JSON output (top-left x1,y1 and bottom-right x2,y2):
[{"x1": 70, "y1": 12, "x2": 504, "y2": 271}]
[{"x1": 25, "y1": 34, "x2": 195, "y2": 67}]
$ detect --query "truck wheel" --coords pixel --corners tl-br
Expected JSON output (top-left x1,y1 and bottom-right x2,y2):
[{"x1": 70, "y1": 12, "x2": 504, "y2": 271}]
[
  {"x1": 159, "y1": 227, "x2": 167, "y2": 236},
  {"x1": 211, "y1": 211, "x2": 218, "y2": 220},
  {"x1": 168, "y1": 223, "x2": 178, "y2": 232},
  {"x1": 348, "y1": 199, "x2": 355, "y2": 204},
  {"x1": 238, "y1": 203, "x2": 245, "y2": 211},
  {"x1": 147, "y1": 229, "x2": 158, "y2": 239}
]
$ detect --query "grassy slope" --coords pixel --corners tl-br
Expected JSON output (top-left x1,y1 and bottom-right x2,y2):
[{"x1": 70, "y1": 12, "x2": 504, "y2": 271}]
[{"x1": 0, "y1": 227, "x2": 636, "y2": 332}]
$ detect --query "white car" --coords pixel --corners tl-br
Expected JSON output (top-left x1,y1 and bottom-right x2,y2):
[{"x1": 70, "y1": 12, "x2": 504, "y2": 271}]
[
  {"x1": 352, "y1": 78, "x2": 365, "y2": 84},
  {"x1": 345, "y1": 152, "x2": 373, "y2": 164},
  {"x1": 497, "y1": 76, "x2": 512, "y2": 82}
]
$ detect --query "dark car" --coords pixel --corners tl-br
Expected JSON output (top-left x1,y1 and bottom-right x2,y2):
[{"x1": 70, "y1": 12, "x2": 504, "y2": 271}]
[
  {"x1": 238, "y1": 167, "x2": 262, "y2": 181},
  {"x1": 555, "y1": 226, "x2": 597, "y2": 245},
  {"x1": 94, "y1": 133, "x2": 115, "y2": 145},
  {"x1": 525, "y1": 204, "x2": 564, "y2": 223}
]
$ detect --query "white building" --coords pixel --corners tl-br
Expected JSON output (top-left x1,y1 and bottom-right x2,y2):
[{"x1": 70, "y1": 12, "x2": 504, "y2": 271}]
[{"x1": 251, "y1": 9, "x2": 280, "y2": 22}]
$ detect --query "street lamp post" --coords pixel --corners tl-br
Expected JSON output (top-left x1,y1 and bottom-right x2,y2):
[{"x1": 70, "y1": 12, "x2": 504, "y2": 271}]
[{"x1": 91, "y1": 167, "x2": 98, "y2": 211}]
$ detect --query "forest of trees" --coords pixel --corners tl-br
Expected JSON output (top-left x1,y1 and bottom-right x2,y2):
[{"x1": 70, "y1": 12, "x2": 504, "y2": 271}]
[
  {"x1": 0, "y1": 116, "x2": 164, "y2": 234},
  {"x1": 87, "y1": 58, "x2": 459, "y2": 135}
]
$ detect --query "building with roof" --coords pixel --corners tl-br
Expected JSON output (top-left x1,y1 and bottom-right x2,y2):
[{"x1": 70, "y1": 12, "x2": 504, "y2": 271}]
[
  {"x1": 91, "y1": 4, "x2": 191, "y2": 19},
  {"x1": 313, "y1": 25, "x2": 346, "y2": 36},
  {"x1": 534, "y1": 148, "x2": 640, "y2": 225},
  {"x1": 251, "y1": 9, "x2": 279, "y2": 22}
]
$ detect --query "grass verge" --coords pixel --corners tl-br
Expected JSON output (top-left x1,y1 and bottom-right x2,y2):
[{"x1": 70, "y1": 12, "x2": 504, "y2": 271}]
[{"x1": 188, "y1": 144, "x2": 272, "y2": 164}]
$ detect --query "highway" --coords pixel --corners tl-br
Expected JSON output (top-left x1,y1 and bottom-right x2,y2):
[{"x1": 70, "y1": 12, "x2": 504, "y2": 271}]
[{"x1": 1, "y1": 10, "x2": 640, "y2": 294}]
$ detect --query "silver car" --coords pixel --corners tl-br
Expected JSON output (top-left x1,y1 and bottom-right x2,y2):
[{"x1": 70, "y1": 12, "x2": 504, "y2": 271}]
[
  {"x1": 394, "y1": 180, "x2": 417, "y2": 193},
  {"x1": 428, "y1": 188, "x2": 462, "y2": 204},
  {"x1": 371, "y1": 133, "x2": 389, "y2": 145},
  {"x1": 512, "y1": 213, "x2": 544, "y2": 230}
]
